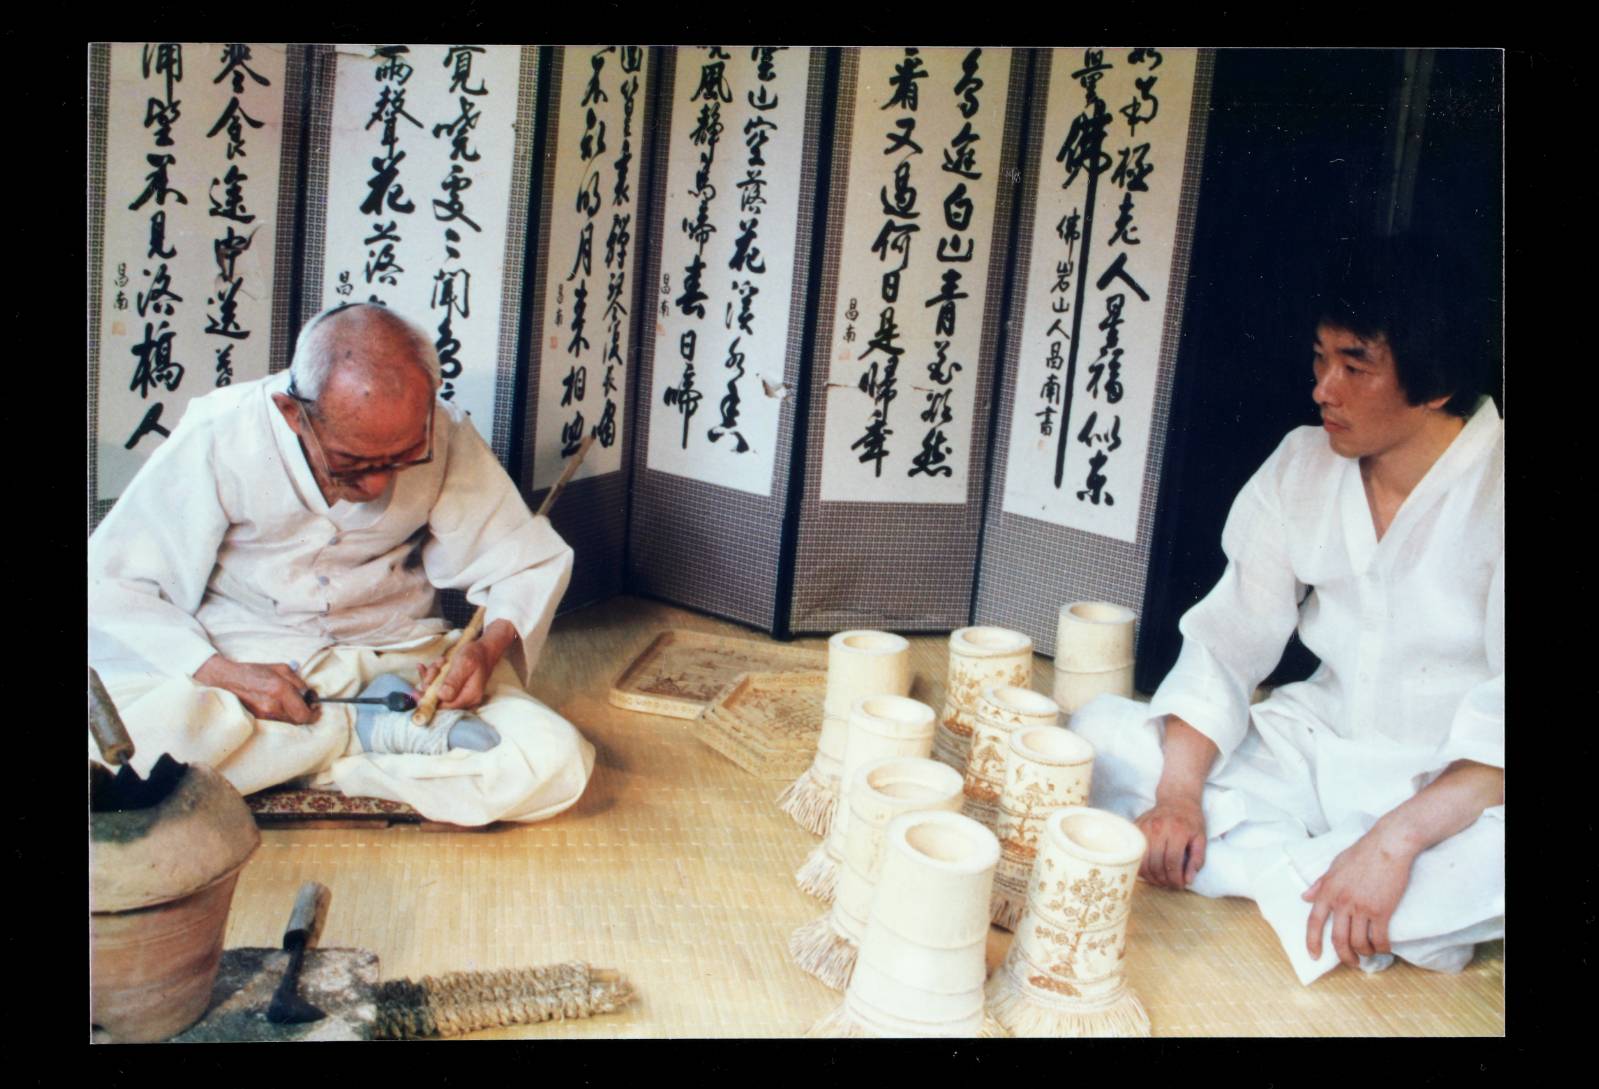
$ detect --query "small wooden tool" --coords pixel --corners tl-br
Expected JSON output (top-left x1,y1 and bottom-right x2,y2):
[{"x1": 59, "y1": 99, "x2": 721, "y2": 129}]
[{"x1": 411, "y1": 432, "x2": 595, "y2": 727}]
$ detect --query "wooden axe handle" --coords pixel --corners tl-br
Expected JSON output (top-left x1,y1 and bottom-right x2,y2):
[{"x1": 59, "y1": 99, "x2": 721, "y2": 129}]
[
  {"x1": 89, "y1": 668, "x2": 135, "y2": 767},
  {"x1": 410, "y1": 433, "x2": 597, "y2": 727}
]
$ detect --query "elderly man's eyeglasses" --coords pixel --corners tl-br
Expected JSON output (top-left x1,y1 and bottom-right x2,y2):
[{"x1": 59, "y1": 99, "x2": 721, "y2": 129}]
[{"x1": 286, "y1": 377, "x2": 435, "y2": 484}]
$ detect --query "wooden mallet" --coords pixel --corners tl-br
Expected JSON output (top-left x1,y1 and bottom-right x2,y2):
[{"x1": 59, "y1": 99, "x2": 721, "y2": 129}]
[{"x1": 410, "y1": 433, "x2": 597, "y2": 726}]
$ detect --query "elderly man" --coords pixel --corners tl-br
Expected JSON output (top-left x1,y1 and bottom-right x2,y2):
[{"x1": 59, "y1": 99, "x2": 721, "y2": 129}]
[
  {"x1": 1072, "y1": 235, "x2": 1503, "y2": 983},
  {"x1": 89, "y1": 303, "x2": 594, "y2": 825}
]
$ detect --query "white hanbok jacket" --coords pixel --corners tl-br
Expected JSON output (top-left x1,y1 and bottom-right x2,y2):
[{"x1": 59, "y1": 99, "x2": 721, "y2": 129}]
[
  {"x1": 1148, "y1": 398, "x2": 1504, "y2": 831},
  {"x1": 90, "y1": 370, "x2": 572, "y2": 685},
  {"x1": 88, "y1": 371, "x2": 592, "y2": 824}
]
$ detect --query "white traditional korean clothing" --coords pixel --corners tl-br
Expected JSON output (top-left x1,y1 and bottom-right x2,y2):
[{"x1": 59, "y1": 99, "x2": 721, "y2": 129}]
[
  {"x1": 1072, "y1": 399, "x2": 1504, "y2": 983},
  {"x1": 89, "y1": 371, "x2": 594, "y2": 825}
]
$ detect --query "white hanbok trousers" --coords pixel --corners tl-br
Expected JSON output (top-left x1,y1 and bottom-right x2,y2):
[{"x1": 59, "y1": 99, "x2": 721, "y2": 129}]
[
  {"x1": 93, "y1": 631, "x2": 595, "y2": 827},
  {"x1": 1072, "y1": 694, "x2": 1504, "y2": 984}
]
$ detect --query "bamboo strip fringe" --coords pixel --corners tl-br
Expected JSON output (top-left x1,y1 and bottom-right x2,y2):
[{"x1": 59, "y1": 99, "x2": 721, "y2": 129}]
[
  {"x1": 794, "y1": 841, "x2": 841, "y2": 902},
  {"x1": 985, "y1": 967, "x2": 1150, "y2": 1038},
  {"x1": 990, "y1": 889, "x2": 1027, "y2": 933},
  {"x1": 776, "y1": 766, "x2": 838, "y2": 837},
  {"x1": 373, "y1": 962, "x2": 635, "y2": 1039},
  {"x1": 806, "y1": 1003, "x2": 1009, "y2": 1038},
  {"x1": 788, "y1": 913, "x2": 860, "y2": 992}
]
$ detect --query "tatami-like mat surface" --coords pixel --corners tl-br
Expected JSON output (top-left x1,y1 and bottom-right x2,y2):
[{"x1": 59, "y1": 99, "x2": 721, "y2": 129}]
[{"x1": 223, "y1": 596, "x2": 1504, "y2": 1038}]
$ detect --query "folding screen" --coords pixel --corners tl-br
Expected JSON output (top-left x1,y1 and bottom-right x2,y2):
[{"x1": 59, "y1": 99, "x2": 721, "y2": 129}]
[
  {"x1": 88, "y1": 44, "x2": 1216, "y2": 653},
  {"x1": 521, "y1": 45, "x2": 654, "y2": 610},
  {"x1": 628, "y1": 46, "x2": 829, "y2": 629},
  {"x1": 784, "y1": 46, "x2": 1026, "y2": 634},
  {"x1": 973, "y1": 48, "x2": 1215, "y2": 656},
  {"x1": 89, "y1": 43, "x2": 302, "y2": 526}
]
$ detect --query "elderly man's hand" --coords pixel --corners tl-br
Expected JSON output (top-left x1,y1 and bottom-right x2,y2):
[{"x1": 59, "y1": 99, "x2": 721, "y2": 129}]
[
  {"x1": 1302, "y1": 828, "x2": 1415, "y2": 967},
  {"x1": 194, "y1": 654, "x2": 319, "y2": 725},
  {"x1": 417, "y1": 618, "x2": 519, "y2": 711}
]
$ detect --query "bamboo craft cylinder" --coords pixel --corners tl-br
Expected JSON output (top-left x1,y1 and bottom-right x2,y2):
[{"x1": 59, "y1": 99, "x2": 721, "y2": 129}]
[
  {"x1": 1052, "y1": 603, "x2": 1136, "y2": 717},
  {"x1": 991, "y1": 726, "x2": 1095, "y2": 931},
  {"x1": 932, "y1": 627, "x2": 1034, "y2": 771},
  {"x1": 961, "y1": 685, "x2": 1061, "y2": 831},
  {"x1": 796, "y1": 695, "x2": 936, "y2": 902},
  {"x1": 778, "y1": 630, "x2": 911, "y2": 837},
  {"x1": 986, "y1": 806, "x2": 1151, "y2": 1038},
  {"x1": 789, "y1": 755, "x2": 965, "y2": 992},
  {"x1": 809, "y1": 811, "x2": 1004, "y2": 1038}
]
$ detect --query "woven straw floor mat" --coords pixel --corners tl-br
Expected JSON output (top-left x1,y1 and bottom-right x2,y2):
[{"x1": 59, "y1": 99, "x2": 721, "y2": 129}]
[{"x1": 223, "y1": 595, "x2": 1504, "y2": 1037}]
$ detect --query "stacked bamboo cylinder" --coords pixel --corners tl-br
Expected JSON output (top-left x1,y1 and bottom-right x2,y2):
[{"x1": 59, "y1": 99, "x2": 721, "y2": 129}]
[
  {"x1": 990, "y1": 725, "x2": 1096, "y2": 931},
  {"x1": 960, "y1": 685, "x2": 1063, "y2": 832},
  {"x1": 794, "y1": 695, "x2": 937, "y2": 901},
  {"x1": 789, "y1": 755, "x2": 965, "y2": 991},
  {"x1": 778, "y1": 630, "x2": 910, "y2": 837},
  {"x1": 1052, "y1": 603, "x2": 1137, "y2": 717},
  {"x1": 986, "y1": 807, "x2": 1151, "y2": 1037},
  {"x1": 809, "y1": 810, "x2": 1004, "y2": 1038},
  {"x1": 932, "y1": 627, "x2": 1033, "y2": 772}
]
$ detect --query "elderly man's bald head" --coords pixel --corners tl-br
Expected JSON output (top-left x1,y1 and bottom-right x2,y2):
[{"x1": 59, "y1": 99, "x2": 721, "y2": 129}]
[{"x1": 289, "y1": 303, "x2": 442, "y2": 409}]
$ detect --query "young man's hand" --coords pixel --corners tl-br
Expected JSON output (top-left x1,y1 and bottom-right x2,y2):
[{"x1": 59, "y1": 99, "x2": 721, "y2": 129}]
[
  {"x1": 1136, "y1": 793, "x2": 1207, "y2": 888},
  {"x1": 1302, "y1": 829, "x2": 1414, "y2": 965},
  {"x1": 1133, "y1": 715, "x2": 1220, "y2": 888}
]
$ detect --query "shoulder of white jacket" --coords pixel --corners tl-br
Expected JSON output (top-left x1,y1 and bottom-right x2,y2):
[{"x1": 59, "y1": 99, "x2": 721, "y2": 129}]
[
  {"x1": 169, "y1": 373, "x2": 275, "y2": 436},
  {"x1": 1252, "y1": 423, "x2": 1339, "y2": 494}
]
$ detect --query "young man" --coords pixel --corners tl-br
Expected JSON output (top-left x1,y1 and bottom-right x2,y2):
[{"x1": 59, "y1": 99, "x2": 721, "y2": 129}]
[
  {"x1": 1072, "y1": 235, "x2": 1503, "y2": 983},
  {"x1": 89, "y1": 303, "x2": 594, "y2": 825}
]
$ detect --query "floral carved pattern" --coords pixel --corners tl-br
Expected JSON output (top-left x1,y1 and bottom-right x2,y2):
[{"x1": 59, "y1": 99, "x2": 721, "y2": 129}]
[{"x1": 1029, "y1": 862, "x2": 1134, "y2": 982}]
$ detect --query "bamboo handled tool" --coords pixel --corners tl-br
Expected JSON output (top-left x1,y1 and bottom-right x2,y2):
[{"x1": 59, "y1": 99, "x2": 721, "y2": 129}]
[{"x1": 410, "y1": 432, "x2": 596, "y2": 726}]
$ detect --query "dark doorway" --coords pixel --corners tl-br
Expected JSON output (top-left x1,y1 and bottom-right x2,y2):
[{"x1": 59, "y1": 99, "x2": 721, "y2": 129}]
[{"x1": 1136, "y1": 48, "x2": 1503, "y2": 693}]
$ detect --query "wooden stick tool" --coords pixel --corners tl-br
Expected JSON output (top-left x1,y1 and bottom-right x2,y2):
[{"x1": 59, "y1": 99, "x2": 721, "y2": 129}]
[{"x1": 410, "y1": 433, "x2": 596, "y2": 726}]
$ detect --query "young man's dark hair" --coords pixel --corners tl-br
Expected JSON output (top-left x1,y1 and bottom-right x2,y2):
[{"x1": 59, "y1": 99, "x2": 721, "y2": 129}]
[{"x1": 1311, "y1": 232, "x2": 1494, "y2": 417}]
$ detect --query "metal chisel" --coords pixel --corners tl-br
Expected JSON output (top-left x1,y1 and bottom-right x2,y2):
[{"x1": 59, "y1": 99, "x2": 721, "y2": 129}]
[{"x1": 300, "y1": 691, "x2": 417, "y2": 712}]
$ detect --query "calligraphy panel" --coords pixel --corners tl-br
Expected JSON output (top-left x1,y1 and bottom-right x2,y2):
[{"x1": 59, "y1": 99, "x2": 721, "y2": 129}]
[
  {"x1": 1000, "y1": 47, "x2": 1198, "y2": 542},
  {"x1": 643, "y1": 46, "x2": 809, "y2": 497},
  {"x1": 527, "y1": 45, "x2": 649, "y2": 491},
  {"x1": 785, "y1": 47, "x2": 1025, "y2": 634},
  {"x1": 974, "y1": 48, "x2": 1213, "y2": 657},
  {"x1": 317, "y1": 43, "x2": 525, "y2": 452},
  {"x1": 815, "y1": 46, "x2": 1011, "y2": 504},
  {"x1": 91, "y1": 43, "x2": 292, "y2": 508}
]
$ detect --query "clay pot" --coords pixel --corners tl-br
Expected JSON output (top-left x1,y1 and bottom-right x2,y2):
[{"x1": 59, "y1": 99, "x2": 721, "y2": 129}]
[
  {"x1": 961, "y1": 685, "x2": 1060, "y2": 831},
  {"x1": 90, "y1": 763, "x2": 260, "y2": 1042},
  {"x1": 992, "y1": 726, "x2": 1096, "y2": 930},
  {"x1": 1052, "y1": 603, "x2": 1136, "y2": 717},
  {"x1": 933, "y1": 627, "x2": 1033, "y2": 772}
]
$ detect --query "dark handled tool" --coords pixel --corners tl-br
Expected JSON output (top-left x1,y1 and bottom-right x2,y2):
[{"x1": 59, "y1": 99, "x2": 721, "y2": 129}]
[
  {"x1": 301, "y1": 691, "x2": 417, "y2": 712},
  {"x1": 266, "y1": 881, "x2": 330, "y2": 1025}
]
